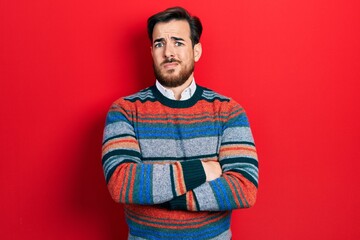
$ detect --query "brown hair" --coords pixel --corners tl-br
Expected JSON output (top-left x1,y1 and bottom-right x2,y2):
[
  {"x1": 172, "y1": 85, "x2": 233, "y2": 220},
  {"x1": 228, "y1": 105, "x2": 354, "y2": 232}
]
[{"x1": 147, "y1": 7, "x2": 203, "y2": 46}]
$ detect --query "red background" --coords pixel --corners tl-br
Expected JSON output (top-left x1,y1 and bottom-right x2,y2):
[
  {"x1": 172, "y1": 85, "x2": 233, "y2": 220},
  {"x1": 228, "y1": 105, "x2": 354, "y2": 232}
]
[{"x1": 1, "y1": 0, "x2": 359, "y2": 239}]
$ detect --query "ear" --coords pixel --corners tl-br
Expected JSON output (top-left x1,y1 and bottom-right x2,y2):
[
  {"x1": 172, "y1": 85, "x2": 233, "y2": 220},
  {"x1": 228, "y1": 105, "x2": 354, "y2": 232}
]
[
  {"x1": 150, "y1": 46, "x2": 154, "y2": 58},
  {"x1": 193, "y1": 43, "x2": 202, "y2": 62}
]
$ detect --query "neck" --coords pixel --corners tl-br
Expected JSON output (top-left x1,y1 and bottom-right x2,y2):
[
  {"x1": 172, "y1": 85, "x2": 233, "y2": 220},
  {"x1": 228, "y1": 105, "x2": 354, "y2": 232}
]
[{"x1": 168, "y1": 75, "x2": 194, "y2": 100}]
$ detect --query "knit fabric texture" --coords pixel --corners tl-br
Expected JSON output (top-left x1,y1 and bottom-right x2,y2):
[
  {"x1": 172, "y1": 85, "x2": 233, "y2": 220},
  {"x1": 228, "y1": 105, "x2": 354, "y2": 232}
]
[{"x1": 102, "y1": 85, "x2": 259, "y2": 240}]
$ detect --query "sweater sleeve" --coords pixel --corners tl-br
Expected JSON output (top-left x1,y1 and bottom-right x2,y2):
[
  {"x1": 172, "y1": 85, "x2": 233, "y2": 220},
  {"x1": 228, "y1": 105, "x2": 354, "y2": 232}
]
[
  {"x1": 166, "y1": 101, "x2": 259, "y2": 211},
  {"x1": 102, "y1": 101, "x2": 206, "y2": 205}
]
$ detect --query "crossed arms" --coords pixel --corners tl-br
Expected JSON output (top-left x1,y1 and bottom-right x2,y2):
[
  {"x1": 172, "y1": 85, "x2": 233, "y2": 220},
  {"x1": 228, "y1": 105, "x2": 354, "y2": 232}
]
[{"x1": 102, "y1": 99, "x2": 258, "y2": 211}]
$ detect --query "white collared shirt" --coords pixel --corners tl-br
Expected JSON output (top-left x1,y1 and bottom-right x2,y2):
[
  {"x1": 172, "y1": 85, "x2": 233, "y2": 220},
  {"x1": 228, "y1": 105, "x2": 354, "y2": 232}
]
[{"x1": 155, "y1": 79, "x2": 197, "y2": 101}]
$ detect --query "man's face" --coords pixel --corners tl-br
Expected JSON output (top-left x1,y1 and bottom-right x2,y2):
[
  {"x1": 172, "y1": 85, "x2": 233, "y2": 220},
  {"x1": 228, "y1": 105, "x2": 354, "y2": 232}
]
[{"x1": 151, "y1": 20, "x2": 202, "y2": 88}]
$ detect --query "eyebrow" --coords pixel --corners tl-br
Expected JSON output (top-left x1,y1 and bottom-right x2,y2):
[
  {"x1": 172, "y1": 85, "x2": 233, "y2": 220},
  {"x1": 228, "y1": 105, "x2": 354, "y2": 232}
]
[
  {"x1": 153, "y1": 37, "x2": 185, "y2": 44},
  {"x1": 171, "y1": 37, "x2": 185, "y2": 41}
]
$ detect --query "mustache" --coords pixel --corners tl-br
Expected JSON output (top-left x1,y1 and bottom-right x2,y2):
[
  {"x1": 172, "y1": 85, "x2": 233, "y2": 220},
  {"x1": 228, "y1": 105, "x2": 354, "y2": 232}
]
[{"x1": 161, "y1": 58, "x2": 181, "y2": 65}]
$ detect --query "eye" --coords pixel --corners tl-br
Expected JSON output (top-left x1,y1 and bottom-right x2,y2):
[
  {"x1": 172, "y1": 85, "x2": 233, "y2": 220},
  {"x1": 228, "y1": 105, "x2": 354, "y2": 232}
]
[
  {"x1": 154, "y1": 42, "x2": 164, "y2": 48},
  {"x1": 175, "y1": 41, "x2": 184, "y2": 46}
]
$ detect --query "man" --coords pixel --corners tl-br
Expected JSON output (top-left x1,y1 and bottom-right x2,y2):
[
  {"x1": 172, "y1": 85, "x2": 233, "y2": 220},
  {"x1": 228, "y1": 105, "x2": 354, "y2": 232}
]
[{"x1": 102, "y1": 6, "x2": 258, "y2": 240}]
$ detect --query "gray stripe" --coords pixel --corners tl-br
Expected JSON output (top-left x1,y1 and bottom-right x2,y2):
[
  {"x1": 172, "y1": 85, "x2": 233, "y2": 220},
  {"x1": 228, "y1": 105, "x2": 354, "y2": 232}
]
[
  {"x1": 194, "y1": 183, "x2": 219, "y2": 211},
  {"x1": 139, "y1": 137, "x2": 220, "y2": 159},
  {"x1": 103, "y1": 156, "x2": 140, "y2": 179},
  {"x1": 103, "y1": 156, "x2": 122, "y2": 178},
  {"x1": 202, "y1": 90, "x2": 229, "y2": 101},
  {"x1": 223, "y1": 127, "x2": 254, "y2": 142},
  {"x1": 125, "y1": 90, "x2": 154, "y2": 100},
  {"x1": 152, "y1": 164, "x2": 173, "y2": 203},
  {"x1": 103, "y1": 121, "x2": 135, "y2": 141}
]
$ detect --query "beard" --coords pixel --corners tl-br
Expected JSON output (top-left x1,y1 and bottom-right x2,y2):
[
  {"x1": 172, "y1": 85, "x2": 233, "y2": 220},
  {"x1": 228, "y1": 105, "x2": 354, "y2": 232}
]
[{"x1": 153, "y1": 59, "x2": 194, "y2": 88}]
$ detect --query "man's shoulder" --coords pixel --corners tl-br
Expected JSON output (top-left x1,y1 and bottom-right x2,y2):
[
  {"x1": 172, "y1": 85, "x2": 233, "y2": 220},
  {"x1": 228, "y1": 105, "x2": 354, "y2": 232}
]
[
  {"x1": 199, "y1": 85, "x2": 245, "y2": 111},
  {"x1": 113, "y1": 86, "x2": 156, "y2": 105},
  {"x1": 200, "y1": 86, "x2": 231, "y2": 102}
]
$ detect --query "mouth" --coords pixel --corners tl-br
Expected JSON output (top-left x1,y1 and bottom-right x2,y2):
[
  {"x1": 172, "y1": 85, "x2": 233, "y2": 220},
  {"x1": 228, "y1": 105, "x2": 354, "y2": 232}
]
[
  {"x1": 161, "y1": 58, "x2": 181, "y2": 68},
  {"x1": 162, "y1": 62, "x2": 179, "y2": 69}
]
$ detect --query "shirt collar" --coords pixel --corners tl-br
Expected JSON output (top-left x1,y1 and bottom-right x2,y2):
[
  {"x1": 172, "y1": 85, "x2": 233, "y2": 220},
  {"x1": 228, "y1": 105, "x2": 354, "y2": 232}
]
[{"x1": 155, "y1": 79, "x2": 197, "y2": 101}]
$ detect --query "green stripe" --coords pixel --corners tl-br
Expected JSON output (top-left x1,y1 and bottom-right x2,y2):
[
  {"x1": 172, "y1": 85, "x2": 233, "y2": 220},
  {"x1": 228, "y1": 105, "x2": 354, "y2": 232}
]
[
  {"x1": 102, "y1": 149, "x2": 141, "y2": 164},
  {"x1": 221, "y1": 141, "x2": 255, "y2": 147}
]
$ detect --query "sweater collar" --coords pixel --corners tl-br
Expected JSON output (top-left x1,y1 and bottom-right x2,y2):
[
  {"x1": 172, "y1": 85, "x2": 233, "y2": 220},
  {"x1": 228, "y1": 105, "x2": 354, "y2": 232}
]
[
  {"x1": 155, "y1": 79, "x2": 197, "y2": 101},
  {"x1": 151, "y1": 83, "x2": 203, "y2": 109}
]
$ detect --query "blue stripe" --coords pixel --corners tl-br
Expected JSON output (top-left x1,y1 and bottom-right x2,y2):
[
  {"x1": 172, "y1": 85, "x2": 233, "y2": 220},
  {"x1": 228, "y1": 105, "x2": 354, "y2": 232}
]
[
  {"x1": 106, "y1": 111, "x2": 129, "y2": 124},
  {"x1": 145, "y1": 164, "x2": 151, "y2": 204},
  {"x1": 227, "y1": 114, "x2": 249, "y2": 127},
  {"x1": 137, "y1": 130, "x2": 220, "y2": 139},
  {"x1": 210, "y1": 179, "x2": 233, "y2": 210},
  {"x1": 210, "y1": 180, "x2": 224, "y2": 210},
  {"x1": 139, "y1": 165, "x2": 145, "y2": 203},
  {"x1": 216, "y1": 179, "x2": 232, "y2": 210}
]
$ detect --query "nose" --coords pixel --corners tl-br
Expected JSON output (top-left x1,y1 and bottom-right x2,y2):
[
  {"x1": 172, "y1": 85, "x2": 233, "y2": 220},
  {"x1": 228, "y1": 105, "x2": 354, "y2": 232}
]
[{"x1": 164, "y1": 43, "x2": 175, "y2": 58}]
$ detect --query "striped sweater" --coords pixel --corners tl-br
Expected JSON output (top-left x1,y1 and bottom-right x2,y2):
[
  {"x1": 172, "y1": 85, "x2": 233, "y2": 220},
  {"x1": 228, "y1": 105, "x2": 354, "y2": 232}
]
[{"x1": 102, "y1": 85, "x2": 259, "y2": 240}]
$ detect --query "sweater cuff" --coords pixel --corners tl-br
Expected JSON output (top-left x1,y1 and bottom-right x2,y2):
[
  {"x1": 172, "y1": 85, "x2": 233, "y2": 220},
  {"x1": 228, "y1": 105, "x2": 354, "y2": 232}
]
[
  {"x1": 168, "y1": 194, "x2": 187, "y2": 210},
  {"x1": 180, "y1": 160, "x2": 206, "y2": 191}
]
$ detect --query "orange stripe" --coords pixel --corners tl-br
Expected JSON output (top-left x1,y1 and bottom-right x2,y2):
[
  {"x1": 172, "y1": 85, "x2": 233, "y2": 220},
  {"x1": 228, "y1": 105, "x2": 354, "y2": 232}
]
[
  {"x1": 134, "y1": 113, "x2": 228, "y2": 118},
  {"x1": 220, "y1": 150, "x2": 258, "y2": 159},
  {"x1": 117, "y1": 97, "x2": 244, "y2": 118},
  {"x1": 226, "y1": 172, "x2": 247, "y2": 206},
  {"x1": 106, "y1": 138, "x2": 138, "y2": 145},
  {"x1": 223, "y1": 175, "x2": 241, "y2": 208},
  {"x1": 188, "y1": 191, "x2": 196, "y2": 211},
  {"x1": 186, "y1": 192, "x2": 191, "y2": 210},
  {"x1": 128, "y1": 164, "x2": 137, "y2": 203},
  {"x1": 125, "y1": 210, "x2": 227, "y2": 229},
  {"x1": 120, "y1": 165, "x2": 131, "y2": 203},
  {"x1": 135, "y1": 112, "x2": 228, "y2": 118},
  {"x1": 220, "y1": 146, "x2": 257, "y2": 158},
  {"x1": 107, "y1": 163, "x2": 132, "y2": 202},
  {"x1": 102, "y1": 143, "x2": 139, "y2": 155},
  {"x1": 125, "y1": 205, "x2": 226, "y2": 223},
  {"x1": 220, "y1": 146, "x2": 256, "y2": 153},
  {"x1": 107, "y1": 168, "x2": 121, "y2": 202},
  {"x1": 102, "y1": 139, "x2": 139, "y2": 152},
  {"x1": 174, "y1": 163, "x2": 186, "y2": 195},
  {"x1": 134, "y1": 100, "x2": 229, "y2": 113}
]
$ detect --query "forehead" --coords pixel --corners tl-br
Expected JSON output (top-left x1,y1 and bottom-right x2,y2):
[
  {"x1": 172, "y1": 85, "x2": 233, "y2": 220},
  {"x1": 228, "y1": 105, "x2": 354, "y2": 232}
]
[{"x1": 152, "y1": 20, "x2": 191, "y2": 40}]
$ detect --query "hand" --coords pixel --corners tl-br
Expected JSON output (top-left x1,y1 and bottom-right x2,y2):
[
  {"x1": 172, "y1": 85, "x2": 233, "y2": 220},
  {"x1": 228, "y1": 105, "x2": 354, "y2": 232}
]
[{"x1": 202, "y1": 161, "x2": 222, "y2": 181}]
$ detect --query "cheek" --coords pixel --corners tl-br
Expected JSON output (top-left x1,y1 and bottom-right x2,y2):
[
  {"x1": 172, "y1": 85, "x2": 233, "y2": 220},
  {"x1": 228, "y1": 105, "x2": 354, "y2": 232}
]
[
  {"x1": 181, "y1": 51, "x2": 194, "y2": 63},
  {"x1": 152, "y1": 55, "x2": 162, "y2": 65},
  {"x1": 152, "y1": 50, "x2": 162, "y2": 61}
]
